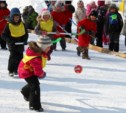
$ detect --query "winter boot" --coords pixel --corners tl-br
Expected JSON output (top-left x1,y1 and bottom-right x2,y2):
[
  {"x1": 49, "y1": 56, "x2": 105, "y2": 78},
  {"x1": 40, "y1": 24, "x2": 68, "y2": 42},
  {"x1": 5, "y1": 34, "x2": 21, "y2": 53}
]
[
  {"x1": 114, "y1": 43, "x2": 119, "y2": 52},
  {"x1": 82, "y1": 48, "x2": 90, "y2": 60},
  {"x1": 109, "y1": 43, "x2": 114, "y2": 51},
  {"x1": 30, "y1": 107, "x2": 44, "y2": 112},
  {"x1": 77, "y1": 47, "x2": 83, "y2": 56},
  {"x1": 21, "y1": 90, "x2": 29, "y2": 101},
  {"x1": 76, "y1": 47, "x2": 81, "y2": 56},
  {"x1": 9, "y1": 72, "x2": 14, "y2": 77}
]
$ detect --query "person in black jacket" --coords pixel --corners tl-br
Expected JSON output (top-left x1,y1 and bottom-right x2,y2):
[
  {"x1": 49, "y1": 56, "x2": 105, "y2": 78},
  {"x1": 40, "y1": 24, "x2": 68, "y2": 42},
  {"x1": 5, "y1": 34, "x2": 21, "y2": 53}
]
[
  {"x1": 105, "y1": 4, "x2": 123, "y2": 52},
  {"x1": 2, "y1": 7, "x2": 28, "y2": 77},
  {"x1": 64, "y1": 0, "x2": 75, "y2": 38}
]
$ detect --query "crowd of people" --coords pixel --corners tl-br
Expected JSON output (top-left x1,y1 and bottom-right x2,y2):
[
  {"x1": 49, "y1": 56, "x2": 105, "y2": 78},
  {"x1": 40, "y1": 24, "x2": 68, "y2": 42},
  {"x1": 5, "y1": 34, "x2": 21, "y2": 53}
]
[{"x1": 0, "y1": 0, "x2": 126, "y2": 112}]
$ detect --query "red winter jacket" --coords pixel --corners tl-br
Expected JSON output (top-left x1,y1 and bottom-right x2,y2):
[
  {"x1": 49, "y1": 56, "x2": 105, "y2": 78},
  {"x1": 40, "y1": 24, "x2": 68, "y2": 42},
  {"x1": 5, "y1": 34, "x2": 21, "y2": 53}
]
[
  {"x1": 77, "y1": 18, "x2": 97, "y2": 47},
  {"x1": 0, "y1": 8, "x2": 10, "y2": 35},
  {"x1": 51, "y1": 8, "x2": 72, "y2": 38},
  {"x1": 18, "y1": 47, "x2": 46, "y2": 79}
]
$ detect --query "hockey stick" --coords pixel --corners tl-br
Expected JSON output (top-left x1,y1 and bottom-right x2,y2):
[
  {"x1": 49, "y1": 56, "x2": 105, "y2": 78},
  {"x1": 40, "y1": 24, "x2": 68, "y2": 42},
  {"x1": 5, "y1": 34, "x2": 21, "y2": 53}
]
[{"x1": 15, "y1": 38, "x2": 62, "y2": 45}]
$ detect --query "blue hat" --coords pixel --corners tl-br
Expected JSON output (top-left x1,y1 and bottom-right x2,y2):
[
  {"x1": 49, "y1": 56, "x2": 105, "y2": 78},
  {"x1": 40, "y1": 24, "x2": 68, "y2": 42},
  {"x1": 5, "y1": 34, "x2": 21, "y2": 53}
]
[
  {"x1": 9, "y1": 8, "x2": 21, "y2": 23},
  {"x1": 10, "y1": 8, "x2": 21, "y2": 17}
]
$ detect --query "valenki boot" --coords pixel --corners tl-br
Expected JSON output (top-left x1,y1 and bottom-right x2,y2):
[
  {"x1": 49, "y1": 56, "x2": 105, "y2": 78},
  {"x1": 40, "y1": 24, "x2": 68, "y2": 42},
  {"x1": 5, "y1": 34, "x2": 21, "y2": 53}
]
[{"x1": 82, "y1": 47, "x2": 90, "y2": 60}]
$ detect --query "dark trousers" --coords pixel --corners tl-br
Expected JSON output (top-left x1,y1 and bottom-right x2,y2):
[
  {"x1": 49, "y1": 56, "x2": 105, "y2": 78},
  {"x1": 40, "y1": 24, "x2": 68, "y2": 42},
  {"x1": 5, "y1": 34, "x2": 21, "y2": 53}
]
[
  {"x1": 109, "y1": 33, "x2": 120, "y2": 52},
  {"x1": 96, "y1": 32, "x2": 103, "y2": 47},
  {"x1": 53, "y1": 38, "x2": 66, "y2": 50},
  {"x1": 125, "y1": 36, "x2": 126, "y2": 46},
  {"x1": 8, "y1": 50, "x2": 23, "y2": 73},
  {"x1": 47, "y1": 45, "x2": 53, "y2": 60},
  {"x1": 65, "y1": 21, "x2": 72, "y2": 38},
  {"x1": 0, "y1": 36, "x2": 6, "y2": 49},
  {"x1": 21, "y1": 76, "x2": 41, "y2": 110}
]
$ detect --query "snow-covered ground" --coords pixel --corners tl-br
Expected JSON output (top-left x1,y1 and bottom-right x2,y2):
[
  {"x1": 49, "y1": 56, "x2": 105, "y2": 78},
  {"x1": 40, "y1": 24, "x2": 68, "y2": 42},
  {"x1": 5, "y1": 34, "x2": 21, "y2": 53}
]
[
  {"x1": 0, "y1": 33, "x2": 126, "y2": 113},
  {"x1": 0, "y1": 0, "x2": 126, "y2": 113}
]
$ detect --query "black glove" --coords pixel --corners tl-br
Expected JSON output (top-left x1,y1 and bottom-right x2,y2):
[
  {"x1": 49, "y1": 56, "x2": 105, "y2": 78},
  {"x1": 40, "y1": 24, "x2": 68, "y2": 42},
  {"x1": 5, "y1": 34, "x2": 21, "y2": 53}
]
[
  {"x1": 24, "y1": 41, "x2": 28, "y2": 45},
  {"x1": 9, "y1": 42, "x2": 15, "y2": 47},
  {"x1": 87, "y1": 31, "x2": 94, "y2": 35}
]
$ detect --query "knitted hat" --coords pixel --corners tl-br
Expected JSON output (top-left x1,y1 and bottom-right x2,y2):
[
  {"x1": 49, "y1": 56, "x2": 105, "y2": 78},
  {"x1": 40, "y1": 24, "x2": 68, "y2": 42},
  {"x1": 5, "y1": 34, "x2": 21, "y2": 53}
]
[
  {"x1": 109, "y1": 4, "x2": 118, "y2": 10},
  {"x1": 36, "y1": 36, "x2": 52, "y2": 51},
  {"x1": 89, "y1": 10, "x2": 98, "y2": 18},
  {"x1": 41, "y1": 8, "x2": 51, "y2": 20},
  {"x1": 54, "y1": 1, "x2": 64, "y2": 8}
]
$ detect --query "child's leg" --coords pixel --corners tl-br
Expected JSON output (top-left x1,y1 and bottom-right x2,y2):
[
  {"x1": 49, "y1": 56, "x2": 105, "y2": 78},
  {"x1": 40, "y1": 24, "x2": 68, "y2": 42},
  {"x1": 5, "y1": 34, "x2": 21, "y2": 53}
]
[
  {"x1": 125, "y1": 36, "x2": 126, "y2": 47},
  {"x1": 25, "y1": 76, "x2": 42, "y2": 110},
  {"x1": 76, "y1": 46, "x2": 83, "y2": 56},
  {"x1": 113, "y1": 33, "x2": 120, "y2": 52},
  {"x1": 8, "y1": 51, "x2": 23, "y2": 76},
  {"x1": 47, "y1": 45, "x2": 53, "y2": 60},
  {"x1": 109, "y1": 33, "x2": 114, "y2": 51},
  {"x1": 60, "y1": 38, "x2": 66, "y2": 50},
  {"x1": 82, "y1": 47, "x2": 90, "y2": 60},
  {"x1": 21, "y1": 84, "x2": 30, "y2": 101},
  {"x1": 8, "y1": 51, "x2": 17, "y2": 76}
]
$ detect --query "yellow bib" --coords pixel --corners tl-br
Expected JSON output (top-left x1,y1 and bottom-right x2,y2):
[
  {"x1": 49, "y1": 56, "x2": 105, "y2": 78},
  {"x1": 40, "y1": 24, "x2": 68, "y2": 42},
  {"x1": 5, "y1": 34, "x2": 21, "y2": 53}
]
[
  {"x1": 22, "y1": 55, "x2": 47, "y2": 68},
  {"x1": 9, "y1": 22, "x2": 25, "y2": 38},
  {"x1": 40, "y1": 19, "x2": 53, "y2": 32}
]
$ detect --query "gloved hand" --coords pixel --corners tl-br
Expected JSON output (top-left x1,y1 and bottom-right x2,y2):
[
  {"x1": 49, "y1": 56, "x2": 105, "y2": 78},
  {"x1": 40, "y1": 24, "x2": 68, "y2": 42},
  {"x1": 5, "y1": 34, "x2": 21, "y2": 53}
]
[
  {"x1": 87, "y1": 31, "x2": 94, "y2": 35},
  {"x1": 9, "y1": 42, "x2": 15, "y2": 47},
  {"x1": 24, "y1": 41, "x2": 28, "y2": 45},
  {"x1": 39, "y1": 72, "x2": 46, "y2": 79}
]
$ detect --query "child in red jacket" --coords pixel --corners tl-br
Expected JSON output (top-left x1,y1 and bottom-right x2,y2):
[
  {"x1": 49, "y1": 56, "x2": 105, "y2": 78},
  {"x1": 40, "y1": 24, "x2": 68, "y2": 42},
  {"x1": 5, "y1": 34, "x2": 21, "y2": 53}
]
[
  {"x1": 77, "y1": 10, "x2": 97, "y2": 59},
  {"x1": 0, "y1": 0, "x2": 10, "y2": 49},
  {"x1": 18, "y1": 36, "x2": 52, "y2": 112},
  {"x1": 51, "y1": 1, "x2": 75, "y2": 50}
]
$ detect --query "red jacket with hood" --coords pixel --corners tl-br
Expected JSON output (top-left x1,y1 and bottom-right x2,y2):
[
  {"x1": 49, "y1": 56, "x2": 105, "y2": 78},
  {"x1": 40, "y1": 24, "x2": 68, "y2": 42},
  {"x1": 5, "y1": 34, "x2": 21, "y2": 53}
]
[{"x1": 18, "y1": 47, "x2": 46, "y2": 79}]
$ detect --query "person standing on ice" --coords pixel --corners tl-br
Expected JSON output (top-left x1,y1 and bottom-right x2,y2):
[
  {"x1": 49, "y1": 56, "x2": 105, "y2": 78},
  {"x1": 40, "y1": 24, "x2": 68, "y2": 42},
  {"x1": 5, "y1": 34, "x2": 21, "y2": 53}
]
[
  {"x1": 86, "y1": 1, "x2": 97, "y2": 17},
  {"x1": 77, "y1": 10, "x2": 97, "y2": 59},
  {"x1": 64, "y1": 0, "x2": 75, "y2": 39},
  {"x1": 1, "y1": 8, "x2": 28, "y2": 77},
  {"x1": 0, "y1": 0, "x2": 10, "y2": 50},
  {"x1": 18, "y1": 36, "x2": 52, "y2": 112},
  {"x1": 74, "y1": 0, "x2": 86, "y2": 24},
  {"x1": 51, "y1": 0, "x2": 75, "y2": 51},
  {"x1": 105, "y1": 4, "x2": 123, "y2": 52},
  {"x1": 121, "y1": 16, "x2": 126, "y2": 47},
  {"x1": 34, "y1": 8, "x2": 56, "y2": 60},
  {"x1": 22, "y1": 5, "x2": 38, "y2": 30},
  {"x1": 95, "y1": 0, "x2": 107, "y2": 47}
]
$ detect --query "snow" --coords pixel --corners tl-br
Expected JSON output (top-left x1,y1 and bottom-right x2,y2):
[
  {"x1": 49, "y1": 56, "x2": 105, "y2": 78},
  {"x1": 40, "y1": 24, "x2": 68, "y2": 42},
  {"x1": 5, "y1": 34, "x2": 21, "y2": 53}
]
[
  {"x1": 0, "y1": 0, "x2": 126, "y2": 113},
  {"x1": 0, "y1": 33, "x2": 126, "y2": 113}
]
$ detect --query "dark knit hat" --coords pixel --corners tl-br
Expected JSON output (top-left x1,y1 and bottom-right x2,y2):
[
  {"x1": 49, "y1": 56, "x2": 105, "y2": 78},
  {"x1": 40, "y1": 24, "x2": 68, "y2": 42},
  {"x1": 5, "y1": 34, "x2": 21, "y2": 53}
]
[
  {"x1": 109, "y1": 4, "x2": 119, "y2": 11},
  {"x1": 36, "y1": 36, "x2": 52, "y2": 51},
  {"x1": 89, "y1": 10, "x2": 98, "y2": 18}
]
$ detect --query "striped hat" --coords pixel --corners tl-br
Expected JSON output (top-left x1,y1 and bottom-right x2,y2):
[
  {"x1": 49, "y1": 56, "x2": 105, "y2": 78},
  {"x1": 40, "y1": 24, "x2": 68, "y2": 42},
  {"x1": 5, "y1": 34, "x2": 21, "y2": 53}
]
[{"x1": 36, "y1": 36, "x2": 52, "y2": 51}]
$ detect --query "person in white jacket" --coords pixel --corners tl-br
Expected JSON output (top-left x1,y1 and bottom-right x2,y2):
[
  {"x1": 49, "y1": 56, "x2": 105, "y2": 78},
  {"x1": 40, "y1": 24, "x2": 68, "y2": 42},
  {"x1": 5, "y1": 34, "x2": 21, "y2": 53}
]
[
  {"x1": 74, "y1": 0, "x2": 86, "y2": 24},
  {"x1": 121, "y1": 16, "x2": 126, "y2": 47}
]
